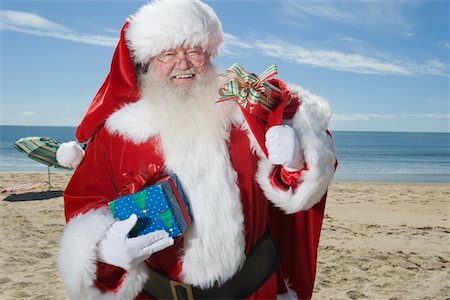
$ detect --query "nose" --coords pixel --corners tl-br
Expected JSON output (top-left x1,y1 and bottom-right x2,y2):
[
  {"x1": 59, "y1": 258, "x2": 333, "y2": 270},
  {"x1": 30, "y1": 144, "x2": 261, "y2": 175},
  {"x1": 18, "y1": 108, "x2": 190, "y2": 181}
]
[{"x1": 175, "y1": 52, "x2": 191, "y2": 70}]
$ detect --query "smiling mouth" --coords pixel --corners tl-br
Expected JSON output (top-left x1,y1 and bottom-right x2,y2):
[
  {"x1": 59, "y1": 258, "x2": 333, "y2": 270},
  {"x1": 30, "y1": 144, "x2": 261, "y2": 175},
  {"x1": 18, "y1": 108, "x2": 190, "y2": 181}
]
[{"x1": 172, "y1": 74, "x2": 196, "y2": 79}]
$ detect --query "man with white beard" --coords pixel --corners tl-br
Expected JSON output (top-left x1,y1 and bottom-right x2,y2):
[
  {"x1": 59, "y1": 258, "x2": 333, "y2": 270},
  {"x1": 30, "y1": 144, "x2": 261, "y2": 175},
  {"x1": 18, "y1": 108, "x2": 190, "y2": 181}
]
[{"x1": 57, "y1": 1, "x2": 337, "y2": 299}]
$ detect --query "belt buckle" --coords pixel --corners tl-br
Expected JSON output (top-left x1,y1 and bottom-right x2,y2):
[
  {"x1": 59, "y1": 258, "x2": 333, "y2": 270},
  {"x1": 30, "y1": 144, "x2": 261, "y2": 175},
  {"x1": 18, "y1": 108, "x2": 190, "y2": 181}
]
[{"x1": 169, "y1": 279, "x2": 194, "y2": 300}]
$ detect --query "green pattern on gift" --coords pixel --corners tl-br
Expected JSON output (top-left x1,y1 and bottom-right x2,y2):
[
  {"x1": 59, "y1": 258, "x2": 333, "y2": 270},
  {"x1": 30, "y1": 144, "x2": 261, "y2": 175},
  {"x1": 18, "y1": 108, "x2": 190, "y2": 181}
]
[
  {"x1": 133, "y1": 190, "x2": 147, "y2": 210},
  {"x1": 109, "y1": 201, "x2": 116, "y2": 215},
  {"x1": 157, "y1": 209, "x2": 174, "y2": 231}
]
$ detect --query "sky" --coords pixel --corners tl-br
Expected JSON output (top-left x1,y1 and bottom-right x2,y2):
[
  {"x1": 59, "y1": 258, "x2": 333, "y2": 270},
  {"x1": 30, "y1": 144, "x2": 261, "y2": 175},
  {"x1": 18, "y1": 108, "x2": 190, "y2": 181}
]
[{"x1": 0, "y1": 0, "x2": 449, "y2": 133}]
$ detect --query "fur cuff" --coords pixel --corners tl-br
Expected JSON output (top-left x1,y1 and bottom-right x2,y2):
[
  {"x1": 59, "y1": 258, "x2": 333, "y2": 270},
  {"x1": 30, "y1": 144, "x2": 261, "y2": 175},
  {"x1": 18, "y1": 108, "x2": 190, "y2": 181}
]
[
  {"x1": 58, "y1": 207, "x2": 149, "y2": 299},
  {"x1": 256, "y1": 84, "x2": 336, "y2": 214}
]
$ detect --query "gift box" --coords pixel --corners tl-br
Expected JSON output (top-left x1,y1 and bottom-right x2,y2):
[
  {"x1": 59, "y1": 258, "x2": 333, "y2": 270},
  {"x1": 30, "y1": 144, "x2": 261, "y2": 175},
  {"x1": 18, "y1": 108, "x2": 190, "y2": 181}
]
[
  {"x1": 217, "y1": 63, "x2": 299, "y2": 157},
  {"x1": 218, "y1": 63, "x2": 282, "y2": 115},
  {"x1": 109, "y1": 174, "x2": 192, "y2": 238}
]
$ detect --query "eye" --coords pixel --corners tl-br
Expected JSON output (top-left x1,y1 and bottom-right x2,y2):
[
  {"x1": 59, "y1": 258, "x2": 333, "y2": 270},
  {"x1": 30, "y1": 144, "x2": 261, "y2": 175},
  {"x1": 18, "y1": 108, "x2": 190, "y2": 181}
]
[
  {"x1": 187, "y1": 50, "x2": 201, "y2": 56},
  {"x1": 160, "y1": 52, "x2": 177, "y2": 60}
]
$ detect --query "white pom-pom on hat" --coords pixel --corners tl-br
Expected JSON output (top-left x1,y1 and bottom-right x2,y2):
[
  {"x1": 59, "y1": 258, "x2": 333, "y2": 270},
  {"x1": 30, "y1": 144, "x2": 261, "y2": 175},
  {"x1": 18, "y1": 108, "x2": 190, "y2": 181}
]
[{"x1": 56, "y1": 141, "x2": 85, "y2": 169}]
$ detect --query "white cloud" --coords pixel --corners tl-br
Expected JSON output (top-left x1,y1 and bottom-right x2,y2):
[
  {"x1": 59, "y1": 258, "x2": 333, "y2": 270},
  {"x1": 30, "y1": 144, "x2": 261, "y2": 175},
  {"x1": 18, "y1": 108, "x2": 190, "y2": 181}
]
[
  {"x1": 255, "y1": 41, "x2": 410, "y2": 75},
  {"x1": 0, "y1": 10, "x2": 69, "y2": 31},
  {"x1": 403, "y1": 31, "x2": 414, "y2": 38},
  {"x1": 0, "y1": 9, "x2": 117, "y2": 47},
  {"x1": 333, "y1": 113, "x2": 450, "y2": 121},
  {"x1": 47, "y1": 32, "x2": 116, "y2": 47},
  {"x1": 266, "y1": 1, "x2": 446, "y2": 76},
  {"x1": 437, "y1": 41, "x2": 450, "y2": 49},
  {"x1": 425, "y1": 99, "x2": 450, "y2": 105},
  {"x1": 281, "y1": 0, "x2": 413, "y2": 33},
  {"x1": 21, "y1": 111, "x2": 36, "y2": 116},
  {"x1": 1, "y1": 9, "x2": 446, "y2": 77},
  {"x1": 223, "y1": 36, "x2": 447, "y2": 76},
  {"x1": 40, "y1": 88, "x2": 54, "y2": 92},
  {"x1": 221, "y1": 33, "x2": 253, "y2": 56}
]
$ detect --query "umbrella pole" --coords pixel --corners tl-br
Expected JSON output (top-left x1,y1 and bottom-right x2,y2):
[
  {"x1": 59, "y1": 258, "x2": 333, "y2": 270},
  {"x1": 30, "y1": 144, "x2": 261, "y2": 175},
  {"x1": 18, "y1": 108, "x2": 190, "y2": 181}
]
[{"x1": 48, "y1": 166, "x2": 51, "y2": 191}]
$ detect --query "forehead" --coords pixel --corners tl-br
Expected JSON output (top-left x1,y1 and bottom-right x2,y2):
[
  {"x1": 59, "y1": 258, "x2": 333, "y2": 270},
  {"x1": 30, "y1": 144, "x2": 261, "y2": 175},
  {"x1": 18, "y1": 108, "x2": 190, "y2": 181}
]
[{"x1": 160, "y1": 45, "x2": 205, "y2": 53}]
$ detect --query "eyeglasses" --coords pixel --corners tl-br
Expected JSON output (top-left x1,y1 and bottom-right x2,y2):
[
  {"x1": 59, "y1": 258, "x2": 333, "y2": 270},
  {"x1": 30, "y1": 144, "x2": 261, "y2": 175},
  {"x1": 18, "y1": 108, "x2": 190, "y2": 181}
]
[{"x1": 156, "y1": 48, "x2": 207, "y2": 69}]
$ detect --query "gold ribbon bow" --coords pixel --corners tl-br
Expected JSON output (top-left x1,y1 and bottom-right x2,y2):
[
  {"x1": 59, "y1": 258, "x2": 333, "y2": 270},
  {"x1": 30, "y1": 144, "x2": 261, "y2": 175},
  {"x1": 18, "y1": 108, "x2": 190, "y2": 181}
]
[{"x1": 217, "y1": 63, "x2": 280, "y2": 112}]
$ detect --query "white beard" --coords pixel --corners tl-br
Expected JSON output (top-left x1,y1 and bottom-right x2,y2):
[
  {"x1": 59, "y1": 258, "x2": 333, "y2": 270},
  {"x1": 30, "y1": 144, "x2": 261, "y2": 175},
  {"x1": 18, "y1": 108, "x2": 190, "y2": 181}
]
[
  {"x1": 138, "y1": 66, "x2": 235, "y2": 153},
  {"x1": 139, "y1": 66, "x2": 247, "y2": 288}
]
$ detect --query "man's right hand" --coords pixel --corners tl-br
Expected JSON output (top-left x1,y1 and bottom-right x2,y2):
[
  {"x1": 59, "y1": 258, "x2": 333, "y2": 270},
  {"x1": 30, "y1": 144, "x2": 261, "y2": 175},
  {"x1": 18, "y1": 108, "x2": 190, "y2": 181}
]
[{"x1": 97, "y1": 214, "x2": 174, "y2": 270}]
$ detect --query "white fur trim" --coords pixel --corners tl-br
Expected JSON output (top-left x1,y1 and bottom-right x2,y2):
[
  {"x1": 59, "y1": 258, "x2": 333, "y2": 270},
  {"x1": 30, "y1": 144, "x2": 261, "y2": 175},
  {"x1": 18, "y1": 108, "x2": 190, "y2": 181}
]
[
  {"x1": 56, "y1": 141, "x2": 85, "y2": 169},
  {"x1": 256, "y1": 84, "x2": 336, "y2": 213},
  {"x1": 105, "y1": 96, "x2": 245, "y2": 288},
  {"x1": 168, "y1": 125, "x2": 245, "y2": 288},
  {"x1": 105, "y1": 100, "x2": 158, "y2": 144},
  {"x1": 58, "y1": 207, "x2": 149, "y2": 299},
  {"x1": 277, "y1": 288, "x2": 299, "y2": 300},
  {"x1": 126, "y1": 0, "x2": 223, "y2": 64}
]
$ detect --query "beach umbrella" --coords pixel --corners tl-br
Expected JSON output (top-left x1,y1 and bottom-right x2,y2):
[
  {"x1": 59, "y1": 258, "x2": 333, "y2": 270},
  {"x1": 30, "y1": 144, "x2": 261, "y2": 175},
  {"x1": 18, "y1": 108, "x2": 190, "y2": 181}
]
[{"x1": 13, "y1": 136, "x2": 67, "y2": 190}]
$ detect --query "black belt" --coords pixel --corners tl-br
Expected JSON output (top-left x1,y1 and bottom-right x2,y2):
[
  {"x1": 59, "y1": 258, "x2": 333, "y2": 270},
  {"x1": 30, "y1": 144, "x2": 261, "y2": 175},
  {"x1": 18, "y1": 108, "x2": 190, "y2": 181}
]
[{"x1": 143, "y1": 236, "x2": 279, "y2": 299}]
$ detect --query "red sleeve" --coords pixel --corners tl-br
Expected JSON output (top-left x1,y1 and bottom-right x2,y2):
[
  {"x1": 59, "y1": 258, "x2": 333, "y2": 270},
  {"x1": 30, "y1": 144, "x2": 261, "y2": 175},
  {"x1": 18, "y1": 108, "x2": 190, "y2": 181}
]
[
  {"x1": 269, "y1": 165, "x2": 309, "y2": 191},
  {"x1": 94, "y1": 262, "x2": 127, "y2": 293},
  {"x1": 63, "y1": 129, "x2": 119, "y2": 221},
  {"x1": 63, "y1": 129, "x2": 126, "y2": 293}
]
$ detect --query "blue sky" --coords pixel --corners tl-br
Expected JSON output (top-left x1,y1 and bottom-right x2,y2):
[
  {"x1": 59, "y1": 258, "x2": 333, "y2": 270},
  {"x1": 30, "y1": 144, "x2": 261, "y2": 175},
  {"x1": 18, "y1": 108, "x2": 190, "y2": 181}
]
[{"x1": 1, "y1": 0, "x2": 449, "y2": 132}]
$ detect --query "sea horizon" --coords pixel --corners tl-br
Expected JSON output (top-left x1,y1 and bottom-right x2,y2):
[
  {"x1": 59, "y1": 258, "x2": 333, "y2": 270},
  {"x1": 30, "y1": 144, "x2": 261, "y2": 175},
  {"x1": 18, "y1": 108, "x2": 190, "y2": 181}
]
[
  {"x1": 1, "y1": 125, "x2": 449, "y2": 183},
  {"x1": 1, "y1": 124, "x2": 449, "y2": 134}
]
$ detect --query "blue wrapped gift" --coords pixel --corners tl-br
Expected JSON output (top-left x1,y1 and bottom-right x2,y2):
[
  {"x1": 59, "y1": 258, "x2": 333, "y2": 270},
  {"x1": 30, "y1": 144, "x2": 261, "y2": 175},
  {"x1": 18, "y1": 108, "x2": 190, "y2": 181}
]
[{"x1": 108, "y1": 174, "x2": 192, "y2": 238}]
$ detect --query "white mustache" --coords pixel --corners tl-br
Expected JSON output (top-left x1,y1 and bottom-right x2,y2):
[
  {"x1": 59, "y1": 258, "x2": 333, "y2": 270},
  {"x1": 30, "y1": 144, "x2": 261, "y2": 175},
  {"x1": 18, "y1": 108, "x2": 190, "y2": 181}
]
[{"x1": 170, "y1": 69, "x2": 196, "y2": 77}]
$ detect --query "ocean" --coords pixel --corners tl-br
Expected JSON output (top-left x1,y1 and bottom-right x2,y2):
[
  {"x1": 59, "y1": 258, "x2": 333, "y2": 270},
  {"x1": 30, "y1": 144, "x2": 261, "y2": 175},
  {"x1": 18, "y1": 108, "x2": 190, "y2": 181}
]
[{"x1": 1, "y1": 125, "x2": 449, "y2": 182}]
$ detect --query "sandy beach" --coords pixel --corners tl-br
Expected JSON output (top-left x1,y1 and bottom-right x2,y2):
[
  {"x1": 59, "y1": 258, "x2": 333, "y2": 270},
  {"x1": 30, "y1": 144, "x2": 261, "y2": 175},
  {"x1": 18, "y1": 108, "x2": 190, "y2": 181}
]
[{"x1": 0, "y1": 173, "x2": 448, "y2": 299}]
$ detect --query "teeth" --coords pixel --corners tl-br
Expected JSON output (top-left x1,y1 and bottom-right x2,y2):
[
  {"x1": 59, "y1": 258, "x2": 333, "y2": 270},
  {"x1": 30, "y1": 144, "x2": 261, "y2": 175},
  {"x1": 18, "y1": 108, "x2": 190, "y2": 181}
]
[{"x1": 174, "y1": 74, "x2": 194, "y2": 79}]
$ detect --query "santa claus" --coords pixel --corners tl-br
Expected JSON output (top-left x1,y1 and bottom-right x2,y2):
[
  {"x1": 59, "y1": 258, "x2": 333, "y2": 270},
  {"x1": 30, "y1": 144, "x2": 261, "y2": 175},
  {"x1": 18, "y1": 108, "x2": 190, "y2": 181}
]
[{"x1": 57, "y1": 0, "x2": 337, "y2": 299}]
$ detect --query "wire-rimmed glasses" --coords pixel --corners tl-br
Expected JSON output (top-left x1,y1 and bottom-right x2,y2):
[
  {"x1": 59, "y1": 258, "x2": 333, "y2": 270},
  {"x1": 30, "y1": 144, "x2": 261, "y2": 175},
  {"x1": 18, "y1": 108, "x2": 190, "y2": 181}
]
[{"x1": 156, "y1": 48, "x2": 207, "y2": 69}]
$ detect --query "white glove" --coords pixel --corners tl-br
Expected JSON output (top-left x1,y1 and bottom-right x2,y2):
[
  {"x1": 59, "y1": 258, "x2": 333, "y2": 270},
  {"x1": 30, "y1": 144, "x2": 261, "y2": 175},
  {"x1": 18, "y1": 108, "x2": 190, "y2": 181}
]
[
  {"x1": 265, "y1": 125, "x2": 305, "y2": 172},
  {"x1": 97, "y1": 214, "x2": 174, "y2": 270}
]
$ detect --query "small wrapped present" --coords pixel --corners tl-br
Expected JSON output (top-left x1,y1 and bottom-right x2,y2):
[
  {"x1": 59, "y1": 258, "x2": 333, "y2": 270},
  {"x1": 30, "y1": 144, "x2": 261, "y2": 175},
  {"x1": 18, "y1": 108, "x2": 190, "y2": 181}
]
[
  {"x1": 218, "y1": 63, "x2": 281, "y2": 117},
  {"x1": 217, "y1": 63, "x2": 299, "y2": 157},
  {"x1": 109, "y1": 173, "x2": 192, "y2": 238}
]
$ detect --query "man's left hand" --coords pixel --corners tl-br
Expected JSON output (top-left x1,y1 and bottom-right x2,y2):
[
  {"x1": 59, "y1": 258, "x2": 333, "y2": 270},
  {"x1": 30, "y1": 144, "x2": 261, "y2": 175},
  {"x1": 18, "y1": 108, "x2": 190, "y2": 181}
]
[{"x1": 265, "y1": 125, "x2": 305, "y2": 172}]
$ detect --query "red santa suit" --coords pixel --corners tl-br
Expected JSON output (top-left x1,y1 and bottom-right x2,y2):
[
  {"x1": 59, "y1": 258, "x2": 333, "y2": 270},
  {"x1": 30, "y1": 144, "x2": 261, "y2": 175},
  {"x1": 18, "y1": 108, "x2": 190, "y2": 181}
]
[{"x1": 57, "y1": 1, "x2": 337, "y2": 299}]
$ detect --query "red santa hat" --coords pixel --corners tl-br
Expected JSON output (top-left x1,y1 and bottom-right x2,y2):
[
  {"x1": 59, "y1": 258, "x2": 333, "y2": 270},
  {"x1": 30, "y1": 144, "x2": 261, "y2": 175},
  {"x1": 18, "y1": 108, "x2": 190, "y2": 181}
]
[{"x1": 75, "y1": 0, "x2": 224, "y2": 143}]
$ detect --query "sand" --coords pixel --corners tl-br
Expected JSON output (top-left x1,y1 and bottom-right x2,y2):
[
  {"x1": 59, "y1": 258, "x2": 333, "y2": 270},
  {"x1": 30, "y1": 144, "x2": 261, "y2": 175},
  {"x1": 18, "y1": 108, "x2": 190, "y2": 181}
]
[
  {"x1": 0, "y1": 173, "x2": 448, "y2": 299},
  {"x1": 315, "y1": 181, "x2": 449, "y2": 299}
]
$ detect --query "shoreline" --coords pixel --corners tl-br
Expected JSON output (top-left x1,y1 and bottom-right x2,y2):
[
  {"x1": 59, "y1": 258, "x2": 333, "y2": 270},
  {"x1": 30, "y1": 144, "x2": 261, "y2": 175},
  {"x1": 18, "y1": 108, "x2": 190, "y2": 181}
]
[
  {"x1": 1, "y1": 171, "x2": 449, "y2": 184},
  {"x1": 1, "y1": 173, "x2": 449, "y2": 299}
]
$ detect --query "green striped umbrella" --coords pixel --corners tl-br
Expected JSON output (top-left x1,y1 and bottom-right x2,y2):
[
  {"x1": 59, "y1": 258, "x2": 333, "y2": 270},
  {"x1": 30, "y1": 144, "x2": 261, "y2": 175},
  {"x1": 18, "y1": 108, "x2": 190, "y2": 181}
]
[{"x1": 13, "y1": 136, "x2": 67, "y2": 190}]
